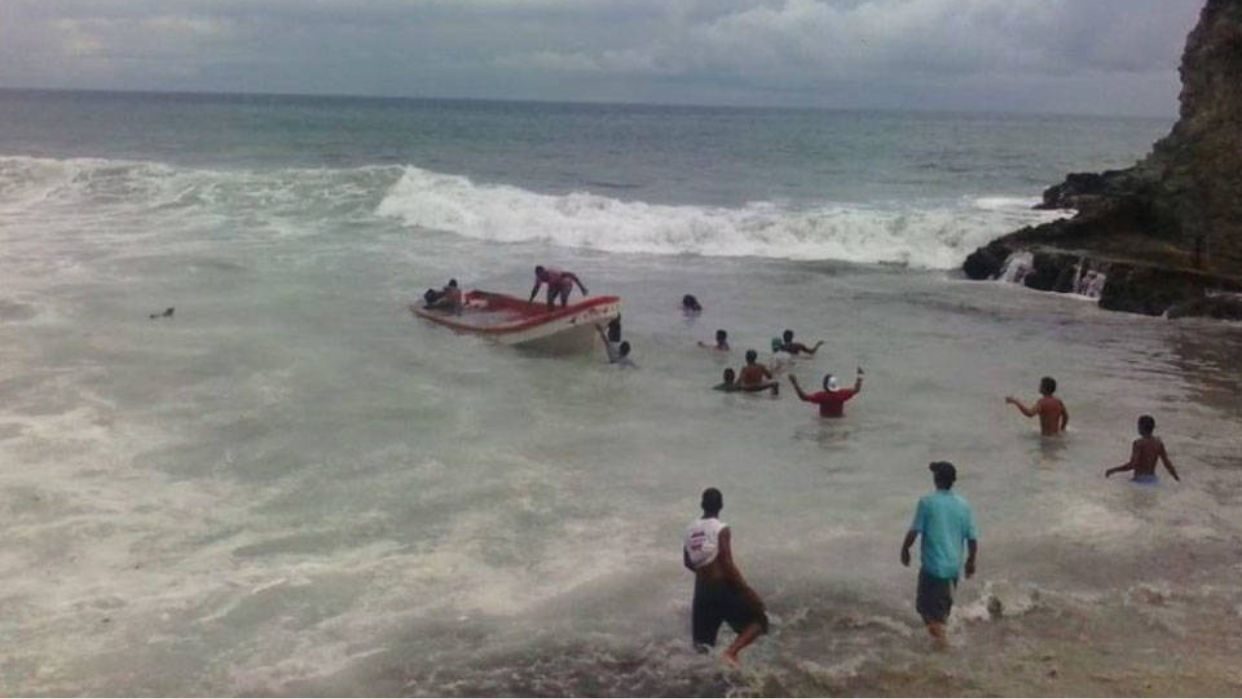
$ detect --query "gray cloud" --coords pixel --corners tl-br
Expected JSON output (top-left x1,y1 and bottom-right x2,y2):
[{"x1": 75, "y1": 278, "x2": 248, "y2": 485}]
[{"x1": 0, "y1": 0, "x2": 1204, "y2": 115}]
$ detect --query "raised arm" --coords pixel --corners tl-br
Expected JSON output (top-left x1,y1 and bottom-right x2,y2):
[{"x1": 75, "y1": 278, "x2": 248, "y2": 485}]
[
  {"x1": 1158, "y1": 441, "x2": 1181, "y2": 482},
  {"x1": 807, "y1": 341, "x2": 824, "y2": 355},
  {"x1": 1005, "y1": 396, "x2": 1036, "y2": 417},
  {"x1": 788, "y1": 375, "x2": 812, "y2": 402},
  {"x1": 595, "y1": 325, "x2": 619, "y2": 362},
  {"x1": 853, "y1": 366, "x2": 865, "y2": 393}
]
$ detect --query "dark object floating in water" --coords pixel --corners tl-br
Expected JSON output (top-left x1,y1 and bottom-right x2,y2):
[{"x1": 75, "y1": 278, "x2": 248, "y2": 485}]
[{"x1": 149, "y1": 307, "x2": 174, "y2": 319}]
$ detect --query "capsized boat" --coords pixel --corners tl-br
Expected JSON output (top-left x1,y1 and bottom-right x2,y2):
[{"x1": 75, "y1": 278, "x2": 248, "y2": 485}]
[{"x1": 410, "y1": 291, "x2": 621, "y2": 354}]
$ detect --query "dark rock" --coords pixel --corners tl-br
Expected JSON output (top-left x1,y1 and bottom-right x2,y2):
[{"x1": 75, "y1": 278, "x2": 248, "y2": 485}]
[
  {"x1": 1167, "y1": 293, "x2": 1242, "y2": 320},
  {"x1": 962, "y1": 245, "x2": 1007, "y2": 280},
  {"x1": 1023, "y1": 253, "x2": 1059, "y2": 291},
  {"x1": 1100, "y1": 267, "x2": 1204, "y2": 316},
  {"x1": 965, "y1": 0, "x2": 1242, "y2": 318}
]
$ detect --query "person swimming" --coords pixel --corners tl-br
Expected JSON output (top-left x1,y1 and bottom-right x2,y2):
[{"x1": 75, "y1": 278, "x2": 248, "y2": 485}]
[
  {"x1": 595, "y1": 325, "x2": 636, "y2": 368},
  {"x1": 713, "y1": 368, "x2": 739, "y2": 392},
  {"x1": 1005, "y1": 376, "x2": 1068, "y2": 436},
  {"x1": 699, "y1": 329, "x2": 730, "y2": 351},
  {"x1": 1105, "y1": 415, "x2": 1181, "y2": 483},
  {"x1": 682, "y1": 294, "x2": 703, "y2": 314},
  {"x1": 774, "y1": 329, "x2": 823, "y2": 356},
  {"x1": 737, "y1": 350, "x2": 779, "y2": 395}
]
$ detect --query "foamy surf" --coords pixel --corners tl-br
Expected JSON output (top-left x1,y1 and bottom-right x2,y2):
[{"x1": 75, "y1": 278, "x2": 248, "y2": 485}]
[
  {"x1": 0, "y1": 154, "x2": 1065, "y2": 269},
  {"x1": 376, "y1": 166, "x2": 1066, "y2": 269}
]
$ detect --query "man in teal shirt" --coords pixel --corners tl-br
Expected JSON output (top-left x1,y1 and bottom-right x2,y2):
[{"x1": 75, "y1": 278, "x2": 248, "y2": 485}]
[{"x1": 901, "y1": 461, "x2": 978, "y2": 649}]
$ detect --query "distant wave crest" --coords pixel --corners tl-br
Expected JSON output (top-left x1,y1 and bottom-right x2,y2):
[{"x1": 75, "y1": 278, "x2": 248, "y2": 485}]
[
  {"x1": 377, "y1": 166, "x2": 1064, "y2": 269},
  {"x1": 0, "y1": 155, "x2": 1065, "y2": 269}
]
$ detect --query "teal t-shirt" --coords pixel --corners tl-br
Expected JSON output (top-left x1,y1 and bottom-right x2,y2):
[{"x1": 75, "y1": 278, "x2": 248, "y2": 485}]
[{"x1": 911, "y1": 489, "x2": 978, "y2": 580}]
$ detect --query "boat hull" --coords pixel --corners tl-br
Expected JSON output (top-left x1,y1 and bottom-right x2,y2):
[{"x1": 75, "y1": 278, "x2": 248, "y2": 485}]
[{"x1": 411, "y1": 291, "x2": 621, "y2": 355}]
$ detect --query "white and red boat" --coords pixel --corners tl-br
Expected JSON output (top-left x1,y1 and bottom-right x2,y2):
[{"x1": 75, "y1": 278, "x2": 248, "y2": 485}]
[{"x1": 410, "y1": 290, "x2": 621, "y2": 354}]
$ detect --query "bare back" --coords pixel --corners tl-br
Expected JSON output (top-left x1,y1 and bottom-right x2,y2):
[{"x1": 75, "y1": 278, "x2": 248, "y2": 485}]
[
  {"x1": 738, "y1": 364, "x2": 772, "y2": 387},
  {"x1": 1036, "y1": 396, "x2": 1066, "y2": 436},
  {"x1": 1131, "y1": 436, "x2": 1167, "y2": 477}
]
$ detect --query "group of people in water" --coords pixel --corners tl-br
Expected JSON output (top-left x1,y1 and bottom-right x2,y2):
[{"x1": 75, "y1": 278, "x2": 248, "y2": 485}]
[{"x1": 423, "y1": 264, "x2": 1184, "y2": 666}]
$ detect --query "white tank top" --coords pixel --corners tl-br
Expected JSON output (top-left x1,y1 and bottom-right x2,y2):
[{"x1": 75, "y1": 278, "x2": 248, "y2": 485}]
[{"x1": 684, "y1": 518, "x2": 727, "y2": 570}]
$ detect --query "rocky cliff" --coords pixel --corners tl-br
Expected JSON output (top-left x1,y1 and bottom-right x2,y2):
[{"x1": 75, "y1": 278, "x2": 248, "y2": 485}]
[{"x1": 963, "y1": 0, "x2": 1242, "y2": 318}]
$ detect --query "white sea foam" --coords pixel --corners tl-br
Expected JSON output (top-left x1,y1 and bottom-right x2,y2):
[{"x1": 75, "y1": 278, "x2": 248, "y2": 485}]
[
  {"x1": 2, "y1": 155, "x2": 1066, "y2": 269},
  {"x1": 376, "y1": 166, "x2": 1065, "y2": 269}
]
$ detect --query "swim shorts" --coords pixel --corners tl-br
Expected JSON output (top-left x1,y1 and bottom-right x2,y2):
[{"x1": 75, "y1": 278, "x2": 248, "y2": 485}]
[
  {"x1": 1132, "y1": 473, "x2": 1159, "y2": 485},
  {"x1": 692, "y1": 578, "x2": 769, "y2": 648},
  {"x1": 916, "y1": 569, "x2": 956, "y2": 624}
]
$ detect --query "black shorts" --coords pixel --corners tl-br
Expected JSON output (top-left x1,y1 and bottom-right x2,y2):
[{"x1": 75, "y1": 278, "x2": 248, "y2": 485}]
[
  {"x1": 916, "y1": 569, "x2": 957, "y2": 624},
  {"x1": 692, "y1": 577, "x2": 769, "y2": 648}
]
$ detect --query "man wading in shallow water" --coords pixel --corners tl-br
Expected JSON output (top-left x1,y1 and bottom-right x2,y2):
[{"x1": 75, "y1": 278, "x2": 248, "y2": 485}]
[
  {"x1": 901, "y1": 462, "x2": 978, "y2": 650},
  {"x1": 683, "y1": 488, "x2": 768, "y2": 666},
  {"x1": 1005, "y1": 376, "x2": 1068, "y2": 436}
]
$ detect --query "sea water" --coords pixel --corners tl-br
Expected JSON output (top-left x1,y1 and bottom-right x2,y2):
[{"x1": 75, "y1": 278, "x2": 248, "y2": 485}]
[{"x1": 2, "y1": 91, "x2": 1240, "y2": 696}]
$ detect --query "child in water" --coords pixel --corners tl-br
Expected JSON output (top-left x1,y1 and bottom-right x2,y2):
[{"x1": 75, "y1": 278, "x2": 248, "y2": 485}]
[{"x1": 1105, "y1": 415, "x2": 1181, "y2": 483}]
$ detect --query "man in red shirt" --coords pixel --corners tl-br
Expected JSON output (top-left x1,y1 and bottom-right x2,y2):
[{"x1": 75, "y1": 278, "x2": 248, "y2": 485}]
[{"x1": 789, "y1": 367, "x2": 864, "y2": 417}]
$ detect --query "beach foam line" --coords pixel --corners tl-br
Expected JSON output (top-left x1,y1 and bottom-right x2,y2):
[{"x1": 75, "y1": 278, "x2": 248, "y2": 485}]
[{"x1": 377, "y1": 166, "x2": 1065, "y2": 269}]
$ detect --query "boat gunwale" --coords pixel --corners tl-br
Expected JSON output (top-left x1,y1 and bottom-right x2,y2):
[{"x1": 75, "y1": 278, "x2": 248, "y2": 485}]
[{"x1": 410, "y1": 291, "x2": 620, "y2": 335}]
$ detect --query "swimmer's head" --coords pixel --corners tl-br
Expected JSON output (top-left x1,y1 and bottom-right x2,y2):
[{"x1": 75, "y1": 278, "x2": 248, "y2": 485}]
[
  {"x1": 701, "y1": 487, "x2": 723, "y2": 516},
  {"x1": 929, "y1": 461, "x2": 957, "y2": 490},
  {"x1": 619, "y1": 341, "x2": 631, "y2": 357},
  {"x1": 716, "y1": 329, "x2": 727, "y2": 343},
  {"x1": 783, "y1": 329, "x2": 794, "y2": 343},
  {"x1": 682, "y1": 294, "x2": 701, "y2": 310},
  {"x1": 448, "y1": 278, "x2": 458, "y2": 288},
  {"x1": 1040, "y1": 376, "x2": 1057, "y2": 395},
  {"x1": 745, "y1": 349, "x2": 758, "y2": 364},
  {"x1": 822, "y1": 374, "x2": 839, "y2": 391},
  {"x1": 722, "y1": 368, "x2": 736, "y2": 384},
  {"x1": 1138, "y1": 414, "x2": 1155, "y2": 436}
]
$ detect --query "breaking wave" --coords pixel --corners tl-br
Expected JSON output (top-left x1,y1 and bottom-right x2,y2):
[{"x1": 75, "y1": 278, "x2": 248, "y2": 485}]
[
  {"x1": 0, "y1": 155, "x2": 1065, "y2": 269},
  {"x1": 377, "y1": 166, "x2": 1065, "y2": 269}
]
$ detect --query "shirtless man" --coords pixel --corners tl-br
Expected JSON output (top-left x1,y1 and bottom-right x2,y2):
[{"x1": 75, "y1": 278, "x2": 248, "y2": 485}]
[
  {"x1": 713, "y1": 368, "x2": 739, "y2": 392},
  {"x1": 1005, "y1": 377, "x2": 1068, "y2": 436},
  {"x1": 775, "y1": 329, "x2": 823, "y2": 356},
  {"x1": 1105, "y1": 415, "x2": 1181, "y2": 483},
  {"x1": 529, "y1": 265, "x2": 589, "y2": 308},
  {"x1": 738, "y1": 350, "x2": 779, "y2": 395},
  {"x1": 699, "y1": 329, "x2": 730, "y2": 351},
  {"x1": 683, "y1": 488, "x2": 768, "y2": 666}
]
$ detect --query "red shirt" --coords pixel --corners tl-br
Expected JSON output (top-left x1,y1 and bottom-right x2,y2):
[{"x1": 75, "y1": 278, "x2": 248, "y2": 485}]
[{"x1": 808, "y1": 389, "x2": 856, "y2": 417}]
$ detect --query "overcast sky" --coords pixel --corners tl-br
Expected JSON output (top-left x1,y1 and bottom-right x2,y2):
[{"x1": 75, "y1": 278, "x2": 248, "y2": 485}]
[{"x1": 0, "y1": 0, "x2": 1204, "y2": 116}]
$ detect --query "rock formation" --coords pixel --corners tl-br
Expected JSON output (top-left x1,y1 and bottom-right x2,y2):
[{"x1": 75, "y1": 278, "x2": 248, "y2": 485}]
[{"x1": 963, "y1": 0, "x2": 1242, "y2": 318}]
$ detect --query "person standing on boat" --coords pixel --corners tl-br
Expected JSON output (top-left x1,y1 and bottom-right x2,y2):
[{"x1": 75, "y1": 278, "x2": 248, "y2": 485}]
[{"x1": 529, "y1": 265, "x2": 589, "y2": 308}]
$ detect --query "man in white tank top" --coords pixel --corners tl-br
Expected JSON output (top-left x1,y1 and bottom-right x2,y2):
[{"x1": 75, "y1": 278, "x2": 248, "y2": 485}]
[{"x1": 682, "y1": 488, "x2": 767, "y2": 666}]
